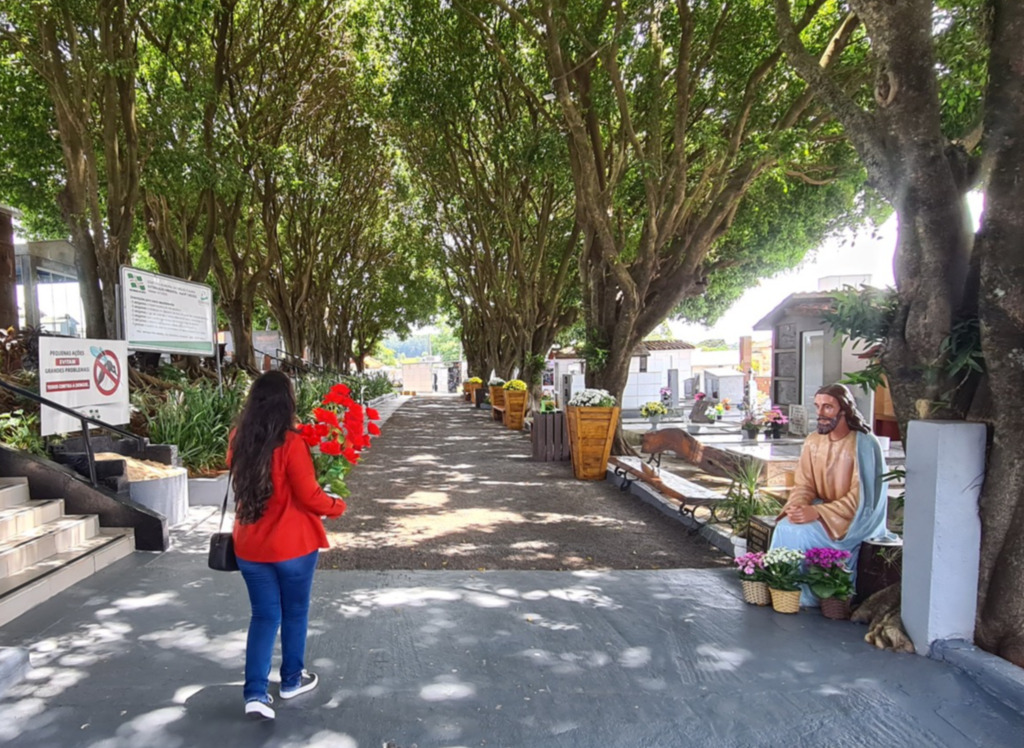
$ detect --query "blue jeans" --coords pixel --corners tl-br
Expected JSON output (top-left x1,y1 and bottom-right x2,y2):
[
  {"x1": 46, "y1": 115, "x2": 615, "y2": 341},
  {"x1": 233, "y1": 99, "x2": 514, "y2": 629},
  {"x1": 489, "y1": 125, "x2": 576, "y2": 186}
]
[{"x1": 237, "y1": 549, "x2": 318, "y2": 702}]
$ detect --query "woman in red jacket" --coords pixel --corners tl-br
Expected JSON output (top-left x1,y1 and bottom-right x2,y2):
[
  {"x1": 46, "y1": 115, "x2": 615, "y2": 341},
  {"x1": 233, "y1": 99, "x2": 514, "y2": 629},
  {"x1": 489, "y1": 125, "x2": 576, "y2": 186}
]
[{"x1": 229, "y1": 370, "x2": 346, "y2": 720}]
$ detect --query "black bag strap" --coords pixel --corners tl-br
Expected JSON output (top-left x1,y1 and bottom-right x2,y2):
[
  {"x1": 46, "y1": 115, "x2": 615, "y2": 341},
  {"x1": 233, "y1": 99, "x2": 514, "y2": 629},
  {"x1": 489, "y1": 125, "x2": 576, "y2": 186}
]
[{"x1": 217, "y1": 470, "x2": 232, "y2": 533}]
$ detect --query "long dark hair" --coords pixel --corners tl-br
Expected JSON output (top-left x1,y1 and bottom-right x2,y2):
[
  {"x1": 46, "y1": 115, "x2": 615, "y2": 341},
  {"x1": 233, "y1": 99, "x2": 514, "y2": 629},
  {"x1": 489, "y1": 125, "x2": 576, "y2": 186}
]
[
  {"x1": 231, "y1": 370, "x2": 296, "y2": 524},
  {"x1": 816, "y1": 383, "x2": 871, "y2": 434}
]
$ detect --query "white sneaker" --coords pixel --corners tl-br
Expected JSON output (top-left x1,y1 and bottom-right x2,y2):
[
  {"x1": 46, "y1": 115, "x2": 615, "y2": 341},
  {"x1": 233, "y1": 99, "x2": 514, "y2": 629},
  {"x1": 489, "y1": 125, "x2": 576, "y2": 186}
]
[
  {"x1": 280, "y1": 670, "x2": 318, "y2": 700},
  {"x1": 244, "y1": 695, "x2": 275, "y2": 720}
]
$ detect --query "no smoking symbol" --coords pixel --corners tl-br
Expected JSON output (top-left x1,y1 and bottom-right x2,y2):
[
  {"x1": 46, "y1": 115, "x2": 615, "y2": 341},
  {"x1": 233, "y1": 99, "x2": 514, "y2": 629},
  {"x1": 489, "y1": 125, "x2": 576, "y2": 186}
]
[{"x1": 93, "y1": 350, "x2": 121, "y2": 396}]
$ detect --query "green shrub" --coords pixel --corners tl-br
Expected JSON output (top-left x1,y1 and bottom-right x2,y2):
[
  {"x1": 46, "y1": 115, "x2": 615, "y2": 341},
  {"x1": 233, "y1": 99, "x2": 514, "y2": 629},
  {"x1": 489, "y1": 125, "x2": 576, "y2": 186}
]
[
  {"x1": 719, "y1": 458, "x2": 781, "y2": 538},
  {"x1": 0, "y1": 409, "x2": 47, "y2": 456},
  {"x1": 147, "y1": 380, "x2": 248, "y2": 475}
]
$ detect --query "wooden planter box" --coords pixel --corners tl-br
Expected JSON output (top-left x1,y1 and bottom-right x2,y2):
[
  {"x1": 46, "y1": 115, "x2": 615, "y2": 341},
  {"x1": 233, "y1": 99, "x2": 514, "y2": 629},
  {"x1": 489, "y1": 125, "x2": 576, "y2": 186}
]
[
  {"x1": 503, "y1": 390, "x2": 529, "y2": 430},
  {"x1": 532, "y1": 412, "x2": 570, "y2": 461},
  {"x1": 565, "y1": 405, "x2": 620, "y2": 480},
  {"x1": 463, "y1": 382, "x2": 482, "y2": 402},
  {"x1": 489, "y1": 385, "x2": 506, "y2": 421}
]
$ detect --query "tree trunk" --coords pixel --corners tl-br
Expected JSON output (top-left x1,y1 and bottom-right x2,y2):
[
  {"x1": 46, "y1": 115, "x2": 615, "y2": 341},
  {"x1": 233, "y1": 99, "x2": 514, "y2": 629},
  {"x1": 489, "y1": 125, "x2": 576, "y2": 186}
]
[
  {"x1": 223, "y1": 297, "x2": 255, "y2": 374},
  {"x1": 973, "y1": 0, "x2": 1024, "y2": 667}
]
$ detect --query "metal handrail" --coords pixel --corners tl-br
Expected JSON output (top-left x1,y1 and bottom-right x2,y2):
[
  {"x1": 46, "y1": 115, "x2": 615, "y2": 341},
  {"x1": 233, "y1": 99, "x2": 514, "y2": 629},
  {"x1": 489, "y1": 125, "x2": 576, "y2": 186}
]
[
  {"x1": 0, "y1": 378, "x2": 146, "y2": 488},
  {"x1": 274, "y1": 348, "x2": 324, "y2": 374}
]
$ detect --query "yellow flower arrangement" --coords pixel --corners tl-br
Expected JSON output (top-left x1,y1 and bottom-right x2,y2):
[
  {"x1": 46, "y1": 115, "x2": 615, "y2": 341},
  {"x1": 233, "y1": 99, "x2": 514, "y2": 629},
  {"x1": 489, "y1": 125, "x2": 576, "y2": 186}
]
[{"x1": 503, "y1": 379, "x2": 528, "y2": 391}]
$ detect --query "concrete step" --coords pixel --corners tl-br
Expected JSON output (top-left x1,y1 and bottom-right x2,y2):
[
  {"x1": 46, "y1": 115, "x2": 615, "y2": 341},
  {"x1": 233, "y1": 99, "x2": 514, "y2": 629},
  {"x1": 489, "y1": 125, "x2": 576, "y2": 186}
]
[
  {"x1": 0, "y1": 528, "x2": 134, "y2": 628},
  {"x1": 0, "y1": 500, "x2": 65, "y2": 542},
  {"x1": 0, "y1": 515, "x2": 100, "y2": 577},
  {"x1": 0, "y1": 478, "x2": 30, "y2": 510}
]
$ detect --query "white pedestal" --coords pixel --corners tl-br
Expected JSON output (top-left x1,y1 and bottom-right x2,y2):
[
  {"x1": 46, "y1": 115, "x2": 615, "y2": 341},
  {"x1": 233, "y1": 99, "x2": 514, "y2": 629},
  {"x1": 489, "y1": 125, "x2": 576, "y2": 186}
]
[{"x1": 902, "y1": 421, "x2": 985, "y2": 655}]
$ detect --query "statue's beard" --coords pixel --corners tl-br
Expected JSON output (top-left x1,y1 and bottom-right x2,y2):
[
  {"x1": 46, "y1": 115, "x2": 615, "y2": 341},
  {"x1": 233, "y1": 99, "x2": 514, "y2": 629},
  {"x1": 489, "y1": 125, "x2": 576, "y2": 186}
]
[{"x1": 817, "y1": 415, "x2": 841, "y2": 434}]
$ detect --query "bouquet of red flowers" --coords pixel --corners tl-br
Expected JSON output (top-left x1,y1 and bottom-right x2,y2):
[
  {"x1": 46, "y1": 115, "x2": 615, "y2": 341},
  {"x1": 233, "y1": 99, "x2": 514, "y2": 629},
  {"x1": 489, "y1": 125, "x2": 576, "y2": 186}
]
[{"x1": 297, "y1": 382, "x2": 381, "y2": 497}]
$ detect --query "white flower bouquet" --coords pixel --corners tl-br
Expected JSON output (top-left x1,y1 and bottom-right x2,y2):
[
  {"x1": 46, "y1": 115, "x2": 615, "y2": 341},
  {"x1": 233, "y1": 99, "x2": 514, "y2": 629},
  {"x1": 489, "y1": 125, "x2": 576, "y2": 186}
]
[{"x1": 568, "y1": 388, "x2": 617, "y2": 407}]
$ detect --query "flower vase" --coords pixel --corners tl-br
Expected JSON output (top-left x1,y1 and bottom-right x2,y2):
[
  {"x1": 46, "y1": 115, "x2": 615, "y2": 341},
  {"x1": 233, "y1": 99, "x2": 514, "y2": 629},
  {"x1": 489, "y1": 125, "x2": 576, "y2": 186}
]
[
  {"x1": 769, "y1": 588, "x2": 801, "y2": 614},
  {"x1": 819, "y1": 596, "x2": 853, "y2": 620},
  {"x1": 741, "y1": 580, "x2": 771, "y2": 606},
  {"x1": 742, "y1": 429, "x2": 759, "y2": 441},
  {"x1": 647, "y1": 415, "x2": 662, "y2": 430}
]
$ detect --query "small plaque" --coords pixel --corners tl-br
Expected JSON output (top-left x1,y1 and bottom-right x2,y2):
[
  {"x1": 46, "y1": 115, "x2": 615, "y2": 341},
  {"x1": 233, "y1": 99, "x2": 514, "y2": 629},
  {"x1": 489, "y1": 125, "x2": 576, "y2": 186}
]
[
  {"x1": 747, "y1": 515, "x2": 778, "y2": 554},
  {"x1": 788, "y1": 404, "x2": 808, "y2": 436}
]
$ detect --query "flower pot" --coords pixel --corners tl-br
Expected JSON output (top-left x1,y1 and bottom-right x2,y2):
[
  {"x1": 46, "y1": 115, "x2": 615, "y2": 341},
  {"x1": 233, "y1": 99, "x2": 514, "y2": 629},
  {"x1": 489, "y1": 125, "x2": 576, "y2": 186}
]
[
  {"x1": 769, "y1": 588, "x2": 801, "y2": 614},
  {"x1": 647, "y1": 415, "x2": 662, "y2": 430},
  {"x1": 741, "y1": 580, "x2": 771, "y2": 606},
  {"x1": 819, "y1": 596, "x2": 853, "y2": 620},
  {"x1": 504, "y1": 390, "x2": 529, "y2": 430},
  {"x1": 565, "y1": 405, "x2": 620, "y2": 480},
  {"x1": 742, "y1": 429, "x2": 759, "y2": 441},
  {"x1": 488, "y1": 385, "x2": 505, "y2": 408},
  {"x1": 464, "y1": 382, "x2": 481, "y2": 403}
]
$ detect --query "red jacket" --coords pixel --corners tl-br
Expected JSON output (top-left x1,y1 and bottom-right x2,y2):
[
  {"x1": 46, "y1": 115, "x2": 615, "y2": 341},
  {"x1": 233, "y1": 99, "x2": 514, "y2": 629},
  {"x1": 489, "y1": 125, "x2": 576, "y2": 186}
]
[{"x1": 231, "y1": 429, "x2": 346, "y2": 563}]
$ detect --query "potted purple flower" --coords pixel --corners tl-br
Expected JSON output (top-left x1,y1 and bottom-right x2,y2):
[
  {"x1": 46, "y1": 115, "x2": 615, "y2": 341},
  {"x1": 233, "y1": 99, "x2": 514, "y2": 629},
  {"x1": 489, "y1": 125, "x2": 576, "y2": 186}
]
[
  {"x1": 805, "y1": 547, "x2": 855, "y2": 619},
  {"x1": 734, "y1": 552, "x2": 770, "y2": 605}
]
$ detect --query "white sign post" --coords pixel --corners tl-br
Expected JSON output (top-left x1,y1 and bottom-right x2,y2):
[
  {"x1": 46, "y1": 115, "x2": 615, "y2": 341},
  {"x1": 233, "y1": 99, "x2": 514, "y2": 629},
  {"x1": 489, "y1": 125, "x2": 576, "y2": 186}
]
[
  {"x1": 120, "y1": 266, "x2": 215, "y2": 356},
  {"x1": 39, "y1": 338, "x2": 130, "y2": 436}
]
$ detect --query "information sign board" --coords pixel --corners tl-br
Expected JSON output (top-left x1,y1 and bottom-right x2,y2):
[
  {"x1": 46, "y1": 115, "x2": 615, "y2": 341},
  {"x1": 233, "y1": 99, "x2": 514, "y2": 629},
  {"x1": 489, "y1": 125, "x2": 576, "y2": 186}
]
[
  {"x1": 39, "y1": 338, "x2": 130, "y2": 436},
  {"x1": 120, "y1": 266, "x2": 215, "y2": 356}
]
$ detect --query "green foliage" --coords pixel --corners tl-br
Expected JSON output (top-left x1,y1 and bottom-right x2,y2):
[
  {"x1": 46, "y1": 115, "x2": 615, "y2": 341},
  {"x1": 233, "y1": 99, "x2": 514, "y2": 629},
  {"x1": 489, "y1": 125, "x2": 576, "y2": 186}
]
[
  {"x1": 719, "y1": 459, "x2": 781, "y2": 539},
  {"x1": 581, "y1": 330, "x2": 610, "y2": 373},
  {"x1": 822, "y1": 285, "x2": 899, "y2": 349},
  {"x1": 938, "y1": 317, "x2": 985, "y2": 388},
  {"x1": 0, "y1": 409, "x2": 47, "y2": 456},
  {"x1": 341, "y1": 372, "x2": 395, "y2": 402},
  {"x1": 147, "y1": 381, "x2": 249, "y2": 474}
]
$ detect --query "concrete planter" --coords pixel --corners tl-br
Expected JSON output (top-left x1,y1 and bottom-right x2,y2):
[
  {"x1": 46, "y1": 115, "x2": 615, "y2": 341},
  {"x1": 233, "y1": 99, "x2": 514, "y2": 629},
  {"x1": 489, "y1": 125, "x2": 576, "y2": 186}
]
[
  {"x1": 188, "y1": 472, "x2": 231, "y2": 507},
  {"x1": 129, "y1": 468, "x2": 189, "y2": 527}
]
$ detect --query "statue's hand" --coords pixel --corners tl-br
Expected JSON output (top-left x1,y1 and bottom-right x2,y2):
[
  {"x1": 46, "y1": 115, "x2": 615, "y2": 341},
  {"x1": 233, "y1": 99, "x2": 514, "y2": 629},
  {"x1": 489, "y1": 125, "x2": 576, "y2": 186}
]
[{"x1": 785, "y1": 504, "x2": 820, "y2": 524}]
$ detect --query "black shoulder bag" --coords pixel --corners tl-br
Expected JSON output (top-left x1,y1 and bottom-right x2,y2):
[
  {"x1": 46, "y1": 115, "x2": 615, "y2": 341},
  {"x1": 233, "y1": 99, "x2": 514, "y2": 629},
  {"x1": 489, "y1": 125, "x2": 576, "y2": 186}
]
[{"x1": 208, "y1": 476, "x2": 239, "y2": 572}]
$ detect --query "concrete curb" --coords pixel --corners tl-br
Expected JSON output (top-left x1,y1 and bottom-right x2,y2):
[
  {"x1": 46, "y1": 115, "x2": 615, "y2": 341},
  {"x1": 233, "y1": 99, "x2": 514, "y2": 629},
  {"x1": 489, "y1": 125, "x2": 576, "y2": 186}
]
[
  {"x1": 605, "y1": 466, "x2": 744, "y2": 558},
  {"x1": 931, "y1": 639, "x2": 1024, "y2": 712},
  {"x1": 0, "y1": 647, "x2": 29, "y2": 699}
]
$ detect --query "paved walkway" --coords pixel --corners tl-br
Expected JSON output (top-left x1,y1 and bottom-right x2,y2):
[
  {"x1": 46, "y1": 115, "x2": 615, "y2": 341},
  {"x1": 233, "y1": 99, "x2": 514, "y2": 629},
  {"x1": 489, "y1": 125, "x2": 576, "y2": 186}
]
[{"x1": 0, "y1": 396, "x2": 1021, "y2": 747}]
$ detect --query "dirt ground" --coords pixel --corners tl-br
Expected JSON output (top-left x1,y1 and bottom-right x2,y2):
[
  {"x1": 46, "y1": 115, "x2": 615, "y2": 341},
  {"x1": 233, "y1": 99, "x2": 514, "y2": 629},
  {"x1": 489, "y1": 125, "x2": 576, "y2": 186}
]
[{"x1": 319, "y1": 396, "x2": 730, "y2": 572}]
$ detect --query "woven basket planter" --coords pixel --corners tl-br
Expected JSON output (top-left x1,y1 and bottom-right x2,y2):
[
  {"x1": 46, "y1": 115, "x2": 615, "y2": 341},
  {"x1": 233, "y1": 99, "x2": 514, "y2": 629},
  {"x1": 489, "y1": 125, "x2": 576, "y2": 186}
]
[
  {"x1": 741, "y1": 580, "x2": 771, "y2": 606},
  {"x1": 565, "y1": 405, "x2": 620, "y2": 480},
  {"x1": 819, "y1": 596, "x2": 853, "y2": 620},
  {"x1": 504, "y1": 390, "x2": 529, "y2": 430},
  {"x1": 769, "y1": 588, "x2": 801, "y2": 614}
]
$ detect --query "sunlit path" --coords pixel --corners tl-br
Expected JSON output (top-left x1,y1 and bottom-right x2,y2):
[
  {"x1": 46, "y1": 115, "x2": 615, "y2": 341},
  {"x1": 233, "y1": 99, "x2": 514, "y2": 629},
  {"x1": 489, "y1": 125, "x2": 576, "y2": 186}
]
[{"x1": 321, "y1": 395, "x2": 728, "y2": 572}]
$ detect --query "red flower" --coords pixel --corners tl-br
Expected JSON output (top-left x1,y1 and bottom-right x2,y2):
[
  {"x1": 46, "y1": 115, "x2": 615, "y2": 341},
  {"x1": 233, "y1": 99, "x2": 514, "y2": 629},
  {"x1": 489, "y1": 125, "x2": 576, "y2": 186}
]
[
  {"x1": 368, "y1": 422, "x2": 381, "y2": 436},
  {"x1": 331, "y1": 383, "x2": 351, "y2": 397},
  {"x1": 341, "y1": 447, "x2": 360, "y2": 464},
  {"x1": 319, "y1": 439, "x2": 342, "y2": 456},
  {"x1": 315, "y1": 422, "x2": 330, "y2": 438},
  {"x1": 366, "y1": 407, "x2": 380, "y2": 420},
  {"x1": 313, "y1": 407, "x2": 340, "y2": 428},
  {"x1": 298, "y1": 424, "x2": 320, "y2": 447}
]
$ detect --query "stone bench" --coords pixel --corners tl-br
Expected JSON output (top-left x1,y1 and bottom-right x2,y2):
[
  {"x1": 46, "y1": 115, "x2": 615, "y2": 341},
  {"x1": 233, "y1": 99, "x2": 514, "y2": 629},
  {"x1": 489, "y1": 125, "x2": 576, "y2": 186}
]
[{"x1": 609, "y1": 455, "x2": 726, "y2": 528}]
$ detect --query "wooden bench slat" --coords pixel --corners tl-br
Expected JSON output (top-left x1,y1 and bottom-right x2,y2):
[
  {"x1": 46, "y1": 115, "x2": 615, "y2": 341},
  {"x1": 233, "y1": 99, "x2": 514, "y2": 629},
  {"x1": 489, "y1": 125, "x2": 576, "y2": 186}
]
[{"x1": 609, "y1": 456, "x2": 722, "y2": 501}]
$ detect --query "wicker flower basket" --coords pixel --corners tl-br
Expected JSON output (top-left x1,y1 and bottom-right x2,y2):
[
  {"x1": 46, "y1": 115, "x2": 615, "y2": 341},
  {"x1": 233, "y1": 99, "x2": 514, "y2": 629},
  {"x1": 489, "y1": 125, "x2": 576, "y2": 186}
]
[
  {"x1": 565, "y1": 405, "x2": 620, "y2": 480},
  {"x1": 504, "y1": 390, "x2": 529, "y2": 430},
  {"x1": 819, "y1": 596, "x2": 853, "y2": 620},
  {"x1": 741, "y1": 580, "x2": 771, "y2": 606},
  {"x1": 769, "y1": 587, "x2": 801, "y2": 614}
]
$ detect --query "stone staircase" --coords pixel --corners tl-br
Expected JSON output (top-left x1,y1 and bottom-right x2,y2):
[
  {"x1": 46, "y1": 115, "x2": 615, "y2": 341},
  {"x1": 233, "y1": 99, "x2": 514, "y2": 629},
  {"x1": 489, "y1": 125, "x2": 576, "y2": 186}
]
[{"x1": 0, "y1": 476, "x2": 134, "y2": 627}]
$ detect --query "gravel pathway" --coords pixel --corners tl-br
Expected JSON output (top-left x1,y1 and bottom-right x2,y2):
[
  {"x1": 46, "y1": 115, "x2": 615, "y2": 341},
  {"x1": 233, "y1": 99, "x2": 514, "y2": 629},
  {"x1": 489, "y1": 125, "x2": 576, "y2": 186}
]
[{"x1": 320, "y1": 395, "x2": 729, "y2": 572}]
